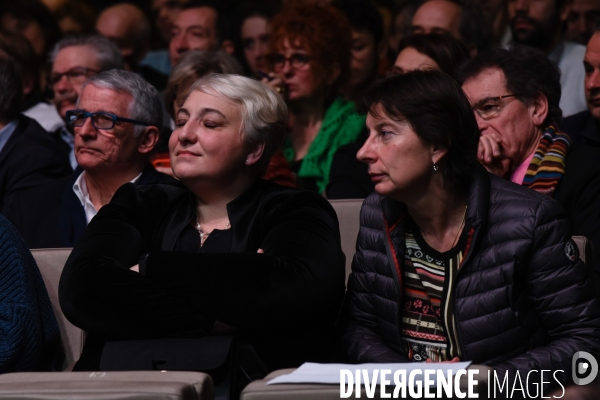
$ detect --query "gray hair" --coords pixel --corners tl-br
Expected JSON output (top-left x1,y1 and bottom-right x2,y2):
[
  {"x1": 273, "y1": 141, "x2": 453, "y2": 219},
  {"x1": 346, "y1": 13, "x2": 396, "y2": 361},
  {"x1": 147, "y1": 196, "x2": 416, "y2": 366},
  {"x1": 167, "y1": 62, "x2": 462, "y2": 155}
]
[
  {"x1": 50, "y1": 34, "x2": 124, "y2": 71},
  {"x1": 79, "y1": 70, "x2": 163, "y2": 137},
  {"x1": 165, "y1": 50, "x2": 243, "y2": 118},
  {"x1": 189, "y1": 74, "x2": 288, "y2": 175}
]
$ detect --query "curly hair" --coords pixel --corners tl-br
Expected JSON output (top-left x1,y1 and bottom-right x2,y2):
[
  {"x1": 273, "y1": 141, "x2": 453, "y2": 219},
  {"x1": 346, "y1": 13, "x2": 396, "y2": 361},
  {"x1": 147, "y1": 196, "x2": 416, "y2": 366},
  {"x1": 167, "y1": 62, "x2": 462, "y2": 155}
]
[{"x1": 268, "y1": 0, "x2": 352, "y2": 94}]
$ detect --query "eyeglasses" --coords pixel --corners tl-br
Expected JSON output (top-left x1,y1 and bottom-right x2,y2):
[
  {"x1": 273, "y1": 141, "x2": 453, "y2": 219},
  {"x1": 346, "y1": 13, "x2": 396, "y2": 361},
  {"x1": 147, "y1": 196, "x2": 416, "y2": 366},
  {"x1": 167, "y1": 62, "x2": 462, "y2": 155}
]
[
  {"x1": 268, "y1": 53, "x2": 311, "y2": 71},
  {"x1": 66, "y1": 109, "x2": 151, "y2": 130},
  {"x1": 472, "y1": 94, "x2": 519, "y2": 120},
  {"x1": 48, "y1": 67, "x2": 100, "y2": 87}
]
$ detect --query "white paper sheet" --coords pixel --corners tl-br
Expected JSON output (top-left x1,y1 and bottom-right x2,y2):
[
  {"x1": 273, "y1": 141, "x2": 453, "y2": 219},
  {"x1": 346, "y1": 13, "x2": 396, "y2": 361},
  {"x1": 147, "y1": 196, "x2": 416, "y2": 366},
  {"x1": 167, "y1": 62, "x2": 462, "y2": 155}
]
[{"x1": 266, "y1": 362, "x2": 472, "y2": 385}]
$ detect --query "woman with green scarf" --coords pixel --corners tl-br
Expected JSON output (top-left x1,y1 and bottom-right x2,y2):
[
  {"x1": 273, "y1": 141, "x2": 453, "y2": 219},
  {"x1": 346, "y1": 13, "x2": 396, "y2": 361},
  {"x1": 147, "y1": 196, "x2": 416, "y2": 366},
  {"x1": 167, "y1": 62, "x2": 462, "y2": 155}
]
[{"x1": 261, "y1": 0, "x2": 365, "y2": 193}]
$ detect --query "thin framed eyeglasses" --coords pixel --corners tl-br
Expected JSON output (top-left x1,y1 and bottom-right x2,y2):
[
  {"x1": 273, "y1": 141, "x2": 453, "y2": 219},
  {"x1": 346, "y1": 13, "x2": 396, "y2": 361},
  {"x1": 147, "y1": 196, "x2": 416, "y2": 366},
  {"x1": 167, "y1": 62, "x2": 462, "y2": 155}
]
[
  {"x1": 268, "y1": 53, "x2": 311, "y2": 71},
  {"x1": 472, "y1": 94, "x2": 519, "y2": 120},
  {"x1": 48, "y1": 67, "x2": 100, "y2": 87},
  {"x1": 66, "y1": 109, "x2": 152, "y2": 130}
]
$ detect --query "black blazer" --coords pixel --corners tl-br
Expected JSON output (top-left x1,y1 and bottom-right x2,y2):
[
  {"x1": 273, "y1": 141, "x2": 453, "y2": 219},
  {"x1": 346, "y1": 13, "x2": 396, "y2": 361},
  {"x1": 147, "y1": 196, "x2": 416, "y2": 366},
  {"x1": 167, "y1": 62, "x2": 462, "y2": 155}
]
[
  {"x1": 59, "y1": 179, "x2": 346, "y2": 372},
  {"x1": 10, "y1": 164, "x2": 173, "y2": 249},
  {"x1": 0, "y1": 115, "x2": 71, "y2": 219}
]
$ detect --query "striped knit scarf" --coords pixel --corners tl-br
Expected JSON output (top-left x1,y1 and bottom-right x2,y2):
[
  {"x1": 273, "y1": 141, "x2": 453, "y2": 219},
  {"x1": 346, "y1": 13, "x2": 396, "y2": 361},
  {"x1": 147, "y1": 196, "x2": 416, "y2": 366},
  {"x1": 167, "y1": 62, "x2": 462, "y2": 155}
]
[{"x1": 522, "y1": 125, "x2": 571, "y2": 196}]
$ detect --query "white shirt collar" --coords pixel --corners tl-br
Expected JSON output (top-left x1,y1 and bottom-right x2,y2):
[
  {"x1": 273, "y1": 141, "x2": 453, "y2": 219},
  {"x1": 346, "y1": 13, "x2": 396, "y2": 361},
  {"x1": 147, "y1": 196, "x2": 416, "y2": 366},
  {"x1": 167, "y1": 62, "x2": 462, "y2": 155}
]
[{"x1": 73, "y1": 171, "x2": 143, "y2": 224}]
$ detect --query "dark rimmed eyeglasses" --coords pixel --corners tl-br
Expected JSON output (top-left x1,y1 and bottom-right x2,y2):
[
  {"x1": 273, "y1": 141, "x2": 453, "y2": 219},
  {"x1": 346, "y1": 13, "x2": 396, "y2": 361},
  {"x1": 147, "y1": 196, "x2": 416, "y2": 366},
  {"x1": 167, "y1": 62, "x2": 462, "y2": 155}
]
[
  {"x1": 472, "y1": 94, "x2": 519, "y2": 120},
  {"x1": 66, "y1": 109, "x2": 152, "y2": 130},
  {"x1": 48, "y1": 67, "x2": 100, "y2": 87},
  {"x1": 268, "y1": 53, "x2": 312, "y2": 71}
]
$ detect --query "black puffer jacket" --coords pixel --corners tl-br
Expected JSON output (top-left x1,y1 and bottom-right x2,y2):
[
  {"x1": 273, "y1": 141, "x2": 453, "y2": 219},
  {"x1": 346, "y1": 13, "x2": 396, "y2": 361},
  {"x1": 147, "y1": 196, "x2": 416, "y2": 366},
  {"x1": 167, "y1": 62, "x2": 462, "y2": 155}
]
[{"x1": 341, "y1": 168, "x2": 600, "y2": 389}]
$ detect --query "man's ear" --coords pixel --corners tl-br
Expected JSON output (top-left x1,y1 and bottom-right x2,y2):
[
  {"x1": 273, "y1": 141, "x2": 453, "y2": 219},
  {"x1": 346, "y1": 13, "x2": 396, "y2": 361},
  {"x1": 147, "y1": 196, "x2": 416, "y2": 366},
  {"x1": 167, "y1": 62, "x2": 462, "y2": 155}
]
[
  {"x1": 245, "y1": 142, "x2": 265, "y2": 166},
  {"x1": 138, "y1": 126, "x2": 160, "y2": 154},
  {"x1": 221, "y1": 40, "x2": 235, "y2": 55},
  {"x1": 530, "y1": 93, "x2": 549, "y2": 127}
]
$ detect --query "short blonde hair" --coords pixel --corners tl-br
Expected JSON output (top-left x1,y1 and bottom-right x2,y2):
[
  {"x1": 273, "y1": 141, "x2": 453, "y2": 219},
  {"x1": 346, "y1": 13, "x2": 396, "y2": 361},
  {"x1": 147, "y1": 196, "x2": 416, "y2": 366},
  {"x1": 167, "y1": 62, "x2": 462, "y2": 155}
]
[{"x1": 189, "y1": 74, "x2": 288, "y2": 175}]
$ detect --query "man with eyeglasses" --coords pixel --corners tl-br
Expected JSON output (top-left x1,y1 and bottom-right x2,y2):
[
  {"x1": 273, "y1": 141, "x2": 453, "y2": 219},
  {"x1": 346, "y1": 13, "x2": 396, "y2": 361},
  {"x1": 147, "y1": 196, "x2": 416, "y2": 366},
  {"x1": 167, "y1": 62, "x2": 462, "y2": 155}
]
[
  {"x1": 10, "y1": 70, "x2": 173, "y2": 249},
  {"x1": 48, "y1": 35, "x2": 124, "y2": 170},
  {"x1": 457, "y1": 44, "x2": 600, "y2": 273}
]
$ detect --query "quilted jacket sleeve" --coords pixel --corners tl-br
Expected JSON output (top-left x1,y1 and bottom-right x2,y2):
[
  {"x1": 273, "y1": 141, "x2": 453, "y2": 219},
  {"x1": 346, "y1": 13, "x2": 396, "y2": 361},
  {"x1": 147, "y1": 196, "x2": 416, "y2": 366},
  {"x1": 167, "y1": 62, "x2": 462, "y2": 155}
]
[
  {"x1": 340, "y1": 198, "x2": 409, "y2": 363},
  {"x1": 492, "y1": 197, "x2": 600, "y2": 387}
]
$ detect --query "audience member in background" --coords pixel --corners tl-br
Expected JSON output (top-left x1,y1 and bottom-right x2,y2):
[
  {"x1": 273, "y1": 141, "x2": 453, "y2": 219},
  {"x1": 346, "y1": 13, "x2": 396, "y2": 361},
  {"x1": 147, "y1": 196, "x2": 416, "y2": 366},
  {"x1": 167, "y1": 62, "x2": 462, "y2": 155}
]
[
  {"x1": 152, "y1": 0, "x2": 189, "y2": 44},
  {"x1": 232, "y1": 1, "x2": 274, "y2": 77},
  {"x1": 0, "y1": 30, "x2": 57, "y2": 133},
  {"x1": 565, "y1": 0, "x2": 600, "y2": 44},
  {"x1": 392, "y1": 33, "x2": 470, "y2": 75},
  {"x1": 388, "y1": 0, "x2": 423, "y2": 55},
  {"x1": 334, "y1": 0, "x2": 386, "y2": 102},
  {"x1": 169, "y1": 1, "x2": 235, "y2": 67},
  {"x1": 58, "y1": 75, "x2": 345, "y2": 385},
  {"x1": 96, "y1": 3, "x2": 168, "y2": 90},
  {"x1": 478, "y1": 0, "x2": 511, "y2": 45},
  {"x1": 54, "y1": 0, "x2": 97, "y2": 35},
  {"x1": 562, "y1": 28, "x2": 600, "y2": 145},
  {"x1": 264, "y1": 0, "x2": 365, "y2": 193},
  {"x1": 410, "y1": 0, "x2": 492, "y2": 55},
  {"x1": 11, "y1": 70, "x2": 172, "y2": 249},
  {"x1": 0, "y1": 0, "x2": 61, "y2": 59},
  {"x1": 49, "y1": 35, "x2": 123, "y2": 169},
  {"x1": 327, "y1": 33, "x2": 470, "y2": 199},
  {"x1": 0, "y1": 214, "x2": 64, "y2": 373},
  {"x1": 0, "y1": 57, "x2": 71, "y2": 224},
  {"x1": 340, "y1": 70, "x2": 600, "y2": 394},
  {"x1": 457, "y1": 45, "x2": 600, "y2": 272},
  {"x1": 508, "y1": 0, "x2": 587, "y2": 117}
]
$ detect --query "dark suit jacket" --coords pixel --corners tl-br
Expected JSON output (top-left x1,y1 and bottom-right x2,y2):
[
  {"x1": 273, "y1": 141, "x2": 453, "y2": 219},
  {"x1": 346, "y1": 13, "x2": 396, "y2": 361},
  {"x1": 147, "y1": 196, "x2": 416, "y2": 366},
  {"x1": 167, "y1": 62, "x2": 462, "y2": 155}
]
[
  {"x1": 560, "y1": 110, "x2": 600, "y2": 146},
  {"x1": 555, "y1": 143, "x2": 600, "y2": 272},
  {"x1": 0, "y1": 115, "x2": 71, "y2": 220},
  {"x1": 11, "y1": 164, "x2": 174, "y2": 249}
]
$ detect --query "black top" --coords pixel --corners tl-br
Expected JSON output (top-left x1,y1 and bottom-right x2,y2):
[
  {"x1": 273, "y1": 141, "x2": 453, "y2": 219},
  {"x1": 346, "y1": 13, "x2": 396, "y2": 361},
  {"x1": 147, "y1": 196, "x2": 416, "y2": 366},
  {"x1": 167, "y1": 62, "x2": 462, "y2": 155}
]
[{"x1": 59, "y1": 179, "x2": 346, "y2": 372}]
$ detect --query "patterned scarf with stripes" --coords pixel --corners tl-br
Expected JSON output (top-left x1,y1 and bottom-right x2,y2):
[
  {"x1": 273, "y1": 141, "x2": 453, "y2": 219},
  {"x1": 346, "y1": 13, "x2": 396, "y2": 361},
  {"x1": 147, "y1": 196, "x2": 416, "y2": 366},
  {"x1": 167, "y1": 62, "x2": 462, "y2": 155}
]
[{"x1": 522, "y1": 124, "x2": 572, "y2": 196}]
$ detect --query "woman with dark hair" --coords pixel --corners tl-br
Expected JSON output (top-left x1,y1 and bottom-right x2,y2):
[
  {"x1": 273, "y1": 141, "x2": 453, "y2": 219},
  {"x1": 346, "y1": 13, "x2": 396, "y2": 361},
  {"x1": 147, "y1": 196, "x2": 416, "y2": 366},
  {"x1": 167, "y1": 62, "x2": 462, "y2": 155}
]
[
  {"x1": 262, "y1": 0, "x2": 365, "y2": 193},
  {"x1": 327, "y1": 33, "x2": 470, "y2": 199},
  {"x1": 340, "y1": 71, "x2": 600, "y2": 392},
  {"x1": 392, "y1": 33, "x2": 470, "y2": 75},
  {"x1": 232, "y1": 1, "x2": 275, "y2": 77}
]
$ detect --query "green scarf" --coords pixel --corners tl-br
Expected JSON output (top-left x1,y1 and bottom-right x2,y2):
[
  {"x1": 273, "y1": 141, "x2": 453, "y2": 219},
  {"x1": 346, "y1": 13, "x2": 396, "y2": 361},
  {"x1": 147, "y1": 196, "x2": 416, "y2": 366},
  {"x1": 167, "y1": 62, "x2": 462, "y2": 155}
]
[{"x1": 283, "y1": 97, "x2": 366, "y2": 193}]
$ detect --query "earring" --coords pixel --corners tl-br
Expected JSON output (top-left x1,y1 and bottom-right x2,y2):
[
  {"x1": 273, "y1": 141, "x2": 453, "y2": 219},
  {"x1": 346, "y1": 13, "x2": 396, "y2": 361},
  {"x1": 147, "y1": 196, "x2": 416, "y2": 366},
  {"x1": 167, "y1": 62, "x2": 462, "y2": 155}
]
[{"x1": 432, "y1": 162, "x2": 439, "y2": 173}]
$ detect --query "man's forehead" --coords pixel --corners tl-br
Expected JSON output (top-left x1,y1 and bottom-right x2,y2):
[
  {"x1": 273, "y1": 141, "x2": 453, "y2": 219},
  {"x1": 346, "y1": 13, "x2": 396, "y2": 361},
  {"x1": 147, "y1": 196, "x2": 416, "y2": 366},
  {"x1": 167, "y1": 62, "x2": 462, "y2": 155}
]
[
  {"x1": 585, "y1": 34, "x2": 600, "y2": 62},
  {"x1": 176, "y1": 6, "x2": 217, "y2": 27},
  {"x1": 79, "y1": 84, "x2": 132, "y2": 113},
  {"x1": 463, "y1": 68, "x2": 508, "y2": 100},
  {"x1": 53, "y1": 45, "x2": 100, "y2": 71}
]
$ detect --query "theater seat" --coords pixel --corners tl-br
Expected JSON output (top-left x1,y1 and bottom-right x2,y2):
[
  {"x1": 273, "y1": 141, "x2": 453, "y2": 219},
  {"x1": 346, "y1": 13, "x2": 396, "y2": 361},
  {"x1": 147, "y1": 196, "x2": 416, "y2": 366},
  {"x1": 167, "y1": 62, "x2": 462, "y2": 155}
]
[
  {"x1": 328, "y1": 199, "x2": 362, "y2": 280},
  {"x1": 31, "y1": 248, "x2": 81, "y2": 370},
  {"x1": 0, "y1": 371, "x2": 213, "y2": 400}
]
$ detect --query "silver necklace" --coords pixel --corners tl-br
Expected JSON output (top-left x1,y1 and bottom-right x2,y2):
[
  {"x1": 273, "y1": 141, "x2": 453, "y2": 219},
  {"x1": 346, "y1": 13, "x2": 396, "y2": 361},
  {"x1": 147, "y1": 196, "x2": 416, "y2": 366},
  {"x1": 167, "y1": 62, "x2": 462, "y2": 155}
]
[{"x1": 194, "y1": 219, "x2": 231, "y2": 247}]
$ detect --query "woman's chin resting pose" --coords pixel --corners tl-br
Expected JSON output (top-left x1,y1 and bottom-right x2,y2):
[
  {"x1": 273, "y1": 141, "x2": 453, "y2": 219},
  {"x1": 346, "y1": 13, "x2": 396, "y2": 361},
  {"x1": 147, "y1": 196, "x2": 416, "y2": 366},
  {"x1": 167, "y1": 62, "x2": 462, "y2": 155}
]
[
  {"x1": 58, "y1": 74, "x2": 346, "y2": 375},
  {"x1": 339, "y1": 71, "x2": 600, "y2": 393}
]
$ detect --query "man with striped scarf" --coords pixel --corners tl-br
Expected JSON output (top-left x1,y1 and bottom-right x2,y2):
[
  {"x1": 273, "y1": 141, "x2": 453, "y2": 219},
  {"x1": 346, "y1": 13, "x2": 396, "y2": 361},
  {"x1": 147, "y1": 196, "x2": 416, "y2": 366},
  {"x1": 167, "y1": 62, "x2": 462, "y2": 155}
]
[{"x1": 457, "y1": 44, "x2": 600, "y2": 273}]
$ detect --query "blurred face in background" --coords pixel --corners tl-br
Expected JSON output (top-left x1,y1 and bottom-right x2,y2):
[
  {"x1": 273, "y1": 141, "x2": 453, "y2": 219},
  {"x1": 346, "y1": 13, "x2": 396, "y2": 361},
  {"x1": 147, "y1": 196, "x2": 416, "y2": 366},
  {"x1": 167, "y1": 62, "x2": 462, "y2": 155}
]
[
  {"x1": 241, "y1": 15, "x2": 270, "y2": 75},
  {"x1": 152, "y1": 0, "x2": 188, "y2": 42},
  {"x1": 347, "y1": 28, "x2": 380, "y2": 91},
  {"x1": 169, "y1": 6, "x2": 219, "y2": 66},
  {"x1": 411, "y1": 0, "x2": 462, "y2": 40},
  {"x1": 51, "y1": 45, "x2": 102, "y2": 119},
  {"x1": 508, "y1": 0, "x2": 569, "y2": 49},
  {"x1": 0, "y1": 13, "x2": 46, "y2": 56},
  {"x1": 392, "y1": 47, "x2": 440, "y2": 74},
  {"x1": 584, "y1": 32, "x2": 600, "y2": 118},
  {"x1": 565, "y1": 0, "x2": 600, "y2": 44},
  {"x1": 271, "y1": 38, "x2": 324, "y2": 101}
]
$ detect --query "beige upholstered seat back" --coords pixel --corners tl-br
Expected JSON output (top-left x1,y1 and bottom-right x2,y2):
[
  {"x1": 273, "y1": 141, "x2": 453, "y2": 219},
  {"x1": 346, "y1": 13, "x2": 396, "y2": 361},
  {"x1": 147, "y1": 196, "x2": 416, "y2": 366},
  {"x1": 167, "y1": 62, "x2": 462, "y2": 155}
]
[
  {"x1": 31, "y1": 248, "x2": 82, "y2": 370},
  {"x1": 328, "y1": 199, "x2": 363, "y2": 282}
]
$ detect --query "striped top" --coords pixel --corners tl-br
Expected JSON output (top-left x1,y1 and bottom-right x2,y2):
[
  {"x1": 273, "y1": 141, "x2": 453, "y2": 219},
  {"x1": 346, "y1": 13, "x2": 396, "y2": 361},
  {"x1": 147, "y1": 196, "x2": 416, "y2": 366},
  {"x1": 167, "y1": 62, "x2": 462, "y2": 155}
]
[{"x1": 401, "y1": 224, "x2": 465, "y2": 362}]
